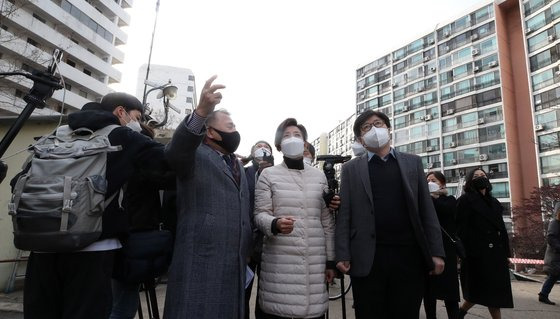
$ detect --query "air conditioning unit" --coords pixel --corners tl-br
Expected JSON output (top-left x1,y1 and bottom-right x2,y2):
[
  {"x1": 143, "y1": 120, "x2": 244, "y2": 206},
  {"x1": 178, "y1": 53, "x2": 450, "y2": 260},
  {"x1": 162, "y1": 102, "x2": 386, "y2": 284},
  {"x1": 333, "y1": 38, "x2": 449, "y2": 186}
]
[
  {"x1": 444, "y1": 30, "x2": 450, "y2": 37},
  {"x1": 446, "y1": 109, "x2": 455, "y2": 115},
  {"x1": 424, "y1": 56, "x2": 431, "y2": 62},
  {"x1": 425, "y1": 114, "x2": 433, "y2": 121},
  {"x1": 428, "y1": 38, "x2": 435, "y2": 44},
  {"x1": 426, "y1": 146, "x2": 434, "y2": 152},
  {"x1": 451, "y1": 159, "x2": 458, "y2": 165},
  {"x1": 392, "y1": 82, "x2": 398, "y2": 87},
  {"x1": 430, "y1": 67, "x2": 437, "y2": 72},
  {"x1": 488, "y1": 61, "x2": 498, "y2": 68},
  {"x1": 479, "y1": 154, "x2": 489, "y2": 161},
  {"x1": 416, "y1": 87, "x2": 425, "y2": 92},
  {"x1": 471, "y1": 34, "x2": 479, "y2": 41},
  {"x1": 548, "y1": 34, "x2": 556, "y2": 42},
  {"x1": 427, "y1": 162, "x2": 434, "y2": 169},
  {"x1": 535, "y1": 124, "x2": 545, "y2": 131},
  {"x1": 535, "y1": 98, "x2": 542, "y2": 105},
  {"x1": 450, "y1": 141, "x2": 457, "y2": 148},
  {"x1": 471, "y1": 49, "x2": 480, "y2": 56},
  {"x1": 419, "y1": 115, "x2": 425, "y2": 120},
  {"x1": 402, "y1": 106, "x2": 409, "y2": 112},
  {"x1": 478, "y1": 118, "x2": 485, "y2": 124},
  {"x1": 525, "y1": 27, "x2": 532, "y2": 34},
  {"x1": 445, "y1": 45, "x2": 451, "y2": 51},
  {"x1": 555, "y1": 70, "x2": 560, "y2": 77},
  {"x1": 473, "y1": 66, "x2": 481, "y2": 73}
]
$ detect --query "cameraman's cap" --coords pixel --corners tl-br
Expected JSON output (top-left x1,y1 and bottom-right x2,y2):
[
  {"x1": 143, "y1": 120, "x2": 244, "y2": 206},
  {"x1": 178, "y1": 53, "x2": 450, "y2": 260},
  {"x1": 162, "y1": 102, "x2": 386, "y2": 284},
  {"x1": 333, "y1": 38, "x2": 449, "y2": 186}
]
[{"x1": 100, "y1": 92, "x2": 144, "y2": 114}]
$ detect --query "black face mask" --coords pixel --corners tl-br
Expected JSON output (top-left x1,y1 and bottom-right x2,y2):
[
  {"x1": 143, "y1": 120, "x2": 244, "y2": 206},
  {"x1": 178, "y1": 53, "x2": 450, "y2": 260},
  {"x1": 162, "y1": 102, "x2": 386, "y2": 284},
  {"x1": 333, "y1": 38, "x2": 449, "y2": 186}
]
[
  {"x1": 210, "y1": 128, "x2": 241, "y2": 154},
  {"x1": 471, "y1": 176, "x2": 492, "y2": 192}
]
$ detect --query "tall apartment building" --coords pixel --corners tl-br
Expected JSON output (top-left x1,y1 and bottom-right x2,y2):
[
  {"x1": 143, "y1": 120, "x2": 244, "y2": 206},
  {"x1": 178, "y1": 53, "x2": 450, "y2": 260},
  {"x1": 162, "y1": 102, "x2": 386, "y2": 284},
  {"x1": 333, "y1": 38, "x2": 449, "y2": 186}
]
[
  {"x1": 0, "y1": 0, "x2": 132, "y2": 116},
  {"x1": 322, "y1": 0, "x2": 560, "y2": 231}
]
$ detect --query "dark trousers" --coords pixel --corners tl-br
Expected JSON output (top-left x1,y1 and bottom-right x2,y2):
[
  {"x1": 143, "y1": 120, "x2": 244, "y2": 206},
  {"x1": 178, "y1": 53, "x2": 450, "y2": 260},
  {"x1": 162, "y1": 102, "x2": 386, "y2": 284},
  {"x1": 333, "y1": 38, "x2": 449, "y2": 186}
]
[
  {"x1": 261, "y1": 313, "x2": 325, "y2": 319},
  {"x1": 245, "y1": 260, "x2": 265, "y2": 319},
  {"x1": 423, "y1": 296, "x2": 459, "y2": 319},
  {"x1": 351, "y1": 245, "x2": 426, "y2": 319},
  {"x1": 23, "y1": 250, "x2": 115, "y2": 319}
]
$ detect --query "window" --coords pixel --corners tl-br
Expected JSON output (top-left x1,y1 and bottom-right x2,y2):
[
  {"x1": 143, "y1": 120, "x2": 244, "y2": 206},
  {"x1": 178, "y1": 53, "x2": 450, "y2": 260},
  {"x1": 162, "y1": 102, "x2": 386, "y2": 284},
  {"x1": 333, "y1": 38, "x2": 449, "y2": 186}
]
[
  {"x1": 32, "y1": 13, "x2": 46, "y2": 24},
  {"x1": 492, "y1": 182, "x2": 509, "y2": 198},
  {"x1": 83, "y1": 69, "x2": 92, "y2": 76},
  {"x1": 525, "y1": 0, "x2": 553, "y2": 16},
  {"x1": 27, "y1": 37, "x2": 39, "y2": 47},
  {"x1": 65, "y1": 83, "x2": 72, "y2": 91},
  {"x1": 541, "y1": 154, "x2": 560, "y2": 174},
  {"x1": 15, "y1": 89, "x2": 24, "y2": 98},
  {"x1": 66, "y1": 59, "x2": 76, "y2": 67},
  {"x1": 533, "y1": 68, "x2": 556, "y2": 91},
  {"x1": 79, "y1": 90, "x2": 88, "y2": 98},
  {"x1": 538, "y1": 132, "x2": 560, "y2": 151},
  {"x1": 534, "y1": 86, "x2": 560, "y2": 111}
]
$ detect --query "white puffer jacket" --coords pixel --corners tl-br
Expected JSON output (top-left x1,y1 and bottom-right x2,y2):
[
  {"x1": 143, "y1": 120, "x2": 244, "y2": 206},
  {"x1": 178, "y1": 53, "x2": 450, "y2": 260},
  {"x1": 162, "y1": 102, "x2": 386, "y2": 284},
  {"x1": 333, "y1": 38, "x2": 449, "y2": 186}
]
[{"x1": 254, "y1": 163, "x2": 335, "y2": 318}]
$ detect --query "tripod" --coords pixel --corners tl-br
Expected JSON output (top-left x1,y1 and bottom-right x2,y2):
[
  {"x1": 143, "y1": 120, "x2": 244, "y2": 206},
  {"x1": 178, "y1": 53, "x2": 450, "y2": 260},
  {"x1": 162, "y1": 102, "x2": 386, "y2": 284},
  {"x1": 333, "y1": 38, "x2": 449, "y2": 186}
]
[
  {"x1": 0, "y1": 49, "x2": 63, "y2": 183},
  {"x1": 138, "y1": 278, "x2": 160, "y2": 319}
]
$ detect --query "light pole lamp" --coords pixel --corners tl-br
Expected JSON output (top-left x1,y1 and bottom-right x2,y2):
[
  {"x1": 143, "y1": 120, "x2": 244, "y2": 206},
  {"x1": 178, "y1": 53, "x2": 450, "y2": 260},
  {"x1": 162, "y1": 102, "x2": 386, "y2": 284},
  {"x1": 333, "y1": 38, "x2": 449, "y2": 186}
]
[{"x1": 142, "y1": 80, "x2": 179, "y2": 128}]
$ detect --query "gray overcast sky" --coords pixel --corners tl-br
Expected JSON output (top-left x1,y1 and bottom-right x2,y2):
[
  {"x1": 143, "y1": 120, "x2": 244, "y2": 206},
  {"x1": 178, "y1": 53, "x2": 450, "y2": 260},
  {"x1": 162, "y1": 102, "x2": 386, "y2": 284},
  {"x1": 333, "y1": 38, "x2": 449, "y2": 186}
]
[{"x1": 112, "y1": 0, "x2": 487, "y2": 157}]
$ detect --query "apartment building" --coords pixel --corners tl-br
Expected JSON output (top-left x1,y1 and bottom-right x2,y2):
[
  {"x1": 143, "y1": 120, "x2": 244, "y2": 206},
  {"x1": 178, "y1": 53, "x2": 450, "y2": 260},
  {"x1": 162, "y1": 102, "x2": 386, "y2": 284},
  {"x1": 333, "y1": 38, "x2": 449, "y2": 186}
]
[{"x1": 0, "y1": 0, "x2": 132, "y2": 115}]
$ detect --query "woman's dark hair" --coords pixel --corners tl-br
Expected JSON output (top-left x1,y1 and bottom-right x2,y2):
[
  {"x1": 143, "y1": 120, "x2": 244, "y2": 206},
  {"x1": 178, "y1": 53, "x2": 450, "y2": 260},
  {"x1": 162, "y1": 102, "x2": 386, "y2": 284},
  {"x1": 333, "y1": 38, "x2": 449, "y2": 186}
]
[
  {"x1": 305, "y1": 142, "x2": 316, "y2": 159},
  {"x1": 353, "y1": 110, "x2": 391, "y2": 139},
  {"x1": 274, "y1": 118, "x2": 308, "y2": 151},
  {"x1": 427, "y1": 171, "x2": 446, "y2": 186},
  {"x1": 463, "y1": 167, "x2": 491, "y2": 195}
]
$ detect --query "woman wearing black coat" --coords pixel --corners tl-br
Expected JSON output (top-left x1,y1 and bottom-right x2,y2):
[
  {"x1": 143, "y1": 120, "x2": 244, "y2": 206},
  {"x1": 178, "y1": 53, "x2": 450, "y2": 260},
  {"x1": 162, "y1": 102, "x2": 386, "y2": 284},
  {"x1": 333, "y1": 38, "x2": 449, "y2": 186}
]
[
  {"x1": 538, "y1": 202, "x2": 560, "y2": 305},
  {"x1": 456, "y1": 168, "x2": 513, "y2": 319},
  {"x1": 423, "y1": 172, "x2": 460, "y2": 319}
]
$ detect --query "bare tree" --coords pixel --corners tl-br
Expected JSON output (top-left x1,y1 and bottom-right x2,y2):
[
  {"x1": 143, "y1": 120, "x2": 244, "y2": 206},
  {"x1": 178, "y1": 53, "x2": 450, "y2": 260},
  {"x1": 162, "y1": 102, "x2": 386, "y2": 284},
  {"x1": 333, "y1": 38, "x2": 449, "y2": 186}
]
[{"x1": 511, "y1": 185, "x2": 560, "y2": 260}]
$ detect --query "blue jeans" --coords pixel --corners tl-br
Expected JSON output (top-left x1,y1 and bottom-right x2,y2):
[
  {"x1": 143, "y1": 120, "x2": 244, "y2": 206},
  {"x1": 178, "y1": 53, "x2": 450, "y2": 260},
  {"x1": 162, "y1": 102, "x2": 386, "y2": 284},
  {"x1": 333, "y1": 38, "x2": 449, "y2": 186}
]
[
  {"x1": 539, "y1": 273, "x2": 560, "y2": 297},
  {"x1": 110, "y1": 279, "x2": 140, "y2": 319}
]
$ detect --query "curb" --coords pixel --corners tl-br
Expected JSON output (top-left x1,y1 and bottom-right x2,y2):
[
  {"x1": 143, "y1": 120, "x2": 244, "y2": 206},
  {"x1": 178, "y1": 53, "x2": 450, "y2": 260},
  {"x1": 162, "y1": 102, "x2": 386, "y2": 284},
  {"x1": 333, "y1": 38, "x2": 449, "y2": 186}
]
[{"x1": 0, "y1": 301, "x2": 23, "y2": 313}]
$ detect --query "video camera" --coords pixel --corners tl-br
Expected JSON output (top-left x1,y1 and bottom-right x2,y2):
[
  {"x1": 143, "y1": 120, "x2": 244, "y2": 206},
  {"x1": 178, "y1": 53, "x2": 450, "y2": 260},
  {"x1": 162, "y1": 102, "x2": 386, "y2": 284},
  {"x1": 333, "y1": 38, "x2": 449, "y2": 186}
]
[{"x1": 316, "y1": 155, "x2": 351, "y2": 207}]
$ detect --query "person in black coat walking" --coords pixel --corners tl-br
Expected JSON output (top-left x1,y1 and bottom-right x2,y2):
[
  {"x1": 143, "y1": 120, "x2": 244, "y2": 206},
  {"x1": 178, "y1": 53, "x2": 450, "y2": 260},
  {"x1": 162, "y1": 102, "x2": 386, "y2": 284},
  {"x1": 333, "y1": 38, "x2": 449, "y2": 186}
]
[
  {"x1": 456, "y1": 168, "x2": 513, "y2": 319},
  {"x1": 424, "y1": 171, "x2": 460, "y2": 319},
  {"x1": 538, "y1": 202, "x2": 560, "y2": 305}
]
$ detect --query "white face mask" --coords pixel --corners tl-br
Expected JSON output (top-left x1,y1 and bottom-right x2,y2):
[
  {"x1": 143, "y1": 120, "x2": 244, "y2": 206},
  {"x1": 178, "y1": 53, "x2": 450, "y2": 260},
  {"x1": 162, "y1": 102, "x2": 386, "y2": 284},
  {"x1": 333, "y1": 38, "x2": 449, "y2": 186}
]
[
  {"x1": 362, "y1": 127, "x2": 390, "y2": 149},
  {"x1": 281, "y1": 136, "x2": 304, "y2": 159},
  {"x1": 124, "y1": 111, "x2": 142, "y2": 133},
  {"x1": 253, "y1": 147, "x2": 271, "y2": 159},
  {"x1": 126, "y1": 120, "x2": 142, "y2": 133},
  {"x1": 351, "y1": 141, "x2": 366, "y2": 157},
  {"x1": 303, "y1": 157, "x2": 313, "y2": 166},
  {"x1": 428, "y1": 181, "x2": 440, "y2": 193}
]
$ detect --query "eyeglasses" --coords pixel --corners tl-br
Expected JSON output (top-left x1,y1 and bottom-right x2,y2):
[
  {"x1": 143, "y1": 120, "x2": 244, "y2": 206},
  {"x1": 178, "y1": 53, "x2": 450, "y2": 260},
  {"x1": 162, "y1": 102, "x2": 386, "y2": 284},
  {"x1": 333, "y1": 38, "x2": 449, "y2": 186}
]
[{"x1": 360, "y1": 120, "x2": 386, "y2": 132}]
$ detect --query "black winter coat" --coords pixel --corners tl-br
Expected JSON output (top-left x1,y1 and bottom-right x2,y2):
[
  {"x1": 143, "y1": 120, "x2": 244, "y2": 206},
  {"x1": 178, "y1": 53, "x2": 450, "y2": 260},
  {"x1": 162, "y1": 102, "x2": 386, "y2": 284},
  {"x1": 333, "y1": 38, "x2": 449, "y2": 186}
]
[
  {"x1": 456, "y1": 191, "x2": 513, "y2": 308},
  {"x1": 544, "y1": 219, "x2": 560, "y2": 277},
  {"x1": 427, "y1": 194, "x2": 460, "y2": 301}
]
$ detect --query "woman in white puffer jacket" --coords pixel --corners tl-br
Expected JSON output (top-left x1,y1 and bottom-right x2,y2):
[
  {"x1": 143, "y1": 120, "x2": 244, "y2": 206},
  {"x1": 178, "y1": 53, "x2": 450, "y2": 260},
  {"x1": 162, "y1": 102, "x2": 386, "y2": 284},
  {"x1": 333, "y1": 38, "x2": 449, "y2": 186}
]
[{"x1": 254, "y1": 118, "x2": 336, "y2": 319}]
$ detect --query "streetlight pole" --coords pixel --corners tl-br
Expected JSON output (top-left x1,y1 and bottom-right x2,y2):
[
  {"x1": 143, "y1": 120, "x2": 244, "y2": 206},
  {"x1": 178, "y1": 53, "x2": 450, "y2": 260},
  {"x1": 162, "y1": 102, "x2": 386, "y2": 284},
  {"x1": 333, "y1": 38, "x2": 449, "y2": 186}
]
[{"x1": 142, "y1": 0, "x2": 161, "y2": 106}]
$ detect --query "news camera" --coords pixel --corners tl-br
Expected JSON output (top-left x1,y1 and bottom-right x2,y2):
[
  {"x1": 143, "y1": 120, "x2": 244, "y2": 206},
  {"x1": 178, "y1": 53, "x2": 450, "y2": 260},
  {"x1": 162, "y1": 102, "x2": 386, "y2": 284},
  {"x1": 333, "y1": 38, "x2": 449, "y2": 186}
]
[{"x1": 316, "y1": 155, "x2": 351, "y2": 194}]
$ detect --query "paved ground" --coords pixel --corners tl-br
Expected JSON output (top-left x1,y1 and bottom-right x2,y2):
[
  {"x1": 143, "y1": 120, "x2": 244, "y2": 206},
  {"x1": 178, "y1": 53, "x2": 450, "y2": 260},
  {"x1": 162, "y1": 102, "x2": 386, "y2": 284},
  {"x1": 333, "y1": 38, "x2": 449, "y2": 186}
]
[{"x1": 1, "y1": 276, "x2": 560, "y2": 318}]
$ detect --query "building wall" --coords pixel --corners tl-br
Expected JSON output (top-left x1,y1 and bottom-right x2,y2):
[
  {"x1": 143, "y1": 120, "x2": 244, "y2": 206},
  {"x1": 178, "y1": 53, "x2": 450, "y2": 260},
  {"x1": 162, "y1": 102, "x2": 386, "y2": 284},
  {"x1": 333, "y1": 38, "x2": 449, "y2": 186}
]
[{"x1": 0, "y1": 0, "x2": 132, "y2": 115}]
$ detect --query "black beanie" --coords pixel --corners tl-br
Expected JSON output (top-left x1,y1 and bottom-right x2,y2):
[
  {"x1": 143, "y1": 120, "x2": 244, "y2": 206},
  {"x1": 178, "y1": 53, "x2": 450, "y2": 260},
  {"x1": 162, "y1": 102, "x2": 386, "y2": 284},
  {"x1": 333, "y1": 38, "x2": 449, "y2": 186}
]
[{"x1": 100, "y1": 92, "x2": 144, "y2": 113}]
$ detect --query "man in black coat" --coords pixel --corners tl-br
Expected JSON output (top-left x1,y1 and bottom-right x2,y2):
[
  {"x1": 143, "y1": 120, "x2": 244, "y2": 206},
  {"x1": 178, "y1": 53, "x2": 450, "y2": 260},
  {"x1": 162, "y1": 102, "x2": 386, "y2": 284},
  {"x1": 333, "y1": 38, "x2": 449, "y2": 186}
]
[
  {"x1": 18, "y1": 93, "x2": 167, "y2": 319},
  {"x1": 335, "y1": 110, "x2": 445, "y2": 319}
]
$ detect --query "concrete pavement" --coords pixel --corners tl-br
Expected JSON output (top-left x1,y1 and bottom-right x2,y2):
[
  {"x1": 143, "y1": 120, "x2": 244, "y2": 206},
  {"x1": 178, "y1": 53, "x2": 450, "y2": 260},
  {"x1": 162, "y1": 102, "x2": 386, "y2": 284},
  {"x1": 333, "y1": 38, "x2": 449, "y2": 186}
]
[{"x1": 1, "y1": 277, "x2": 559, "y2": 318}]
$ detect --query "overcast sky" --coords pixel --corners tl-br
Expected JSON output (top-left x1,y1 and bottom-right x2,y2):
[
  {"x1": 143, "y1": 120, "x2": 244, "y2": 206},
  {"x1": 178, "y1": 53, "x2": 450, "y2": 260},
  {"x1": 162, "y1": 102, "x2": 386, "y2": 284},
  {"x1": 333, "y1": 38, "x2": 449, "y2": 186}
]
[{"x1": 111, "y1": 0, "x2": 487, "y2": 157}]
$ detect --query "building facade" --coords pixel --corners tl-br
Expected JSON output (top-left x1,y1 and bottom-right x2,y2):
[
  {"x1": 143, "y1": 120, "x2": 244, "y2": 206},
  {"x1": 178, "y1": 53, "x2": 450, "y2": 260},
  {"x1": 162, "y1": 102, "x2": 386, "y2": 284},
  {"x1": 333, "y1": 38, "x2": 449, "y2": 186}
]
[
  {"x1": 0, "y1": 0, "x2": 132, "y2": 116},
  {"x1": 136, "y1": 64, "x2": 196, "y2": 128},
  {"x1": 313, "y1": 0, "x2": 560, "y2": 232}
]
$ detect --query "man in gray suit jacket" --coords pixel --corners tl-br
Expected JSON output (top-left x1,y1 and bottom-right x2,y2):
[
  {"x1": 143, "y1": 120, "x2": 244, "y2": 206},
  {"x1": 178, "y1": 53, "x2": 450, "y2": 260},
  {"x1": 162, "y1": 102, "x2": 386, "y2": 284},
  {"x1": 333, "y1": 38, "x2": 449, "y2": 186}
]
[
  {"x1": 164, "y1": 76, "x2": 252, "y2": 319},
  {"x1": 335, "y1": 109, "x2": 445, "y2": 319}
]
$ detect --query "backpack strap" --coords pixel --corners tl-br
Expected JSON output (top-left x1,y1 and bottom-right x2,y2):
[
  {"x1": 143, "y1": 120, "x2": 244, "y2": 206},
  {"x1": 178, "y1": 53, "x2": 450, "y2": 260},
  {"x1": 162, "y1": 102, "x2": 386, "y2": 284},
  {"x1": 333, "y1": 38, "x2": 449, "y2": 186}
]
[
  {"x1": 60, "y1": 176, "x2": 73, "y2": 232},
  {"x1": 8, "y1": 175, "x2": 28, "y2": 231}
]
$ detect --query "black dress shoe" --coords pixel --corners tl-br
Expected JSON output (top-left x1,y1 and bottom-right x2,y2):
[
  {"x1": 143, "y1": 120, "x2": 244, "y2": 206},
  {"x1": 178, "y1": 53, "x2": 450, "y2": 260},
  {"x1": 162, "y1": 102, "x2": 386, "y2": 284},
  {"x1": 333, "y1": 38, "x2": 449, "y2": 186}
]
[{"x1": 539, "y1": 293, "x2": 556, "y2": 305}]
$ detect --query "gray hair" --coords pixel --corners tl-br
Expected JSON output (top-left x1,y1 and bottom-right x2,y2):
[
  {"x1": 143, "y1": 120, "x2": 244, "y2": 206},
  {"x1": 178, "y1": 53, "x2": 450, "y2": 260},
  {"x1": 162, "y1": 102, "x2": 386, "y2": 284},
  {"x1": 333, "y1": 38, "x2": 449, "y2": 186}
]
[{"x1": 205, "y1": 109, "x2": 230, "y2": 128}]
